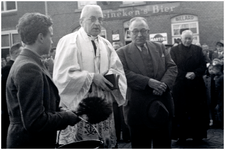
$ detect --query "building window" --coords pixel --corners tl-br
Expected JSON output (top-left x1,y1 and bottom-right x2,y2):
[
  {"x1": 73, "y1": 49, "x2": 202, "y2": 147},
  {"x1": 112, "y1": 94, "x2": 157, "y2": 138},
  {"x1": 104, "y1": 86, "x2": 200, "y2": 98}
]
[
  {"x1": 77, "y1": 1, "x2": 96, "y2": 9},
  {"x1": 1, "y1": 1, "x2": 17, "y2": 12},
  {"x1": 1, "y1": 30, "x2": 21, "y2": 59},
  {"x1": 171, "y1": 15, "x2": 199, "y2": 44}
]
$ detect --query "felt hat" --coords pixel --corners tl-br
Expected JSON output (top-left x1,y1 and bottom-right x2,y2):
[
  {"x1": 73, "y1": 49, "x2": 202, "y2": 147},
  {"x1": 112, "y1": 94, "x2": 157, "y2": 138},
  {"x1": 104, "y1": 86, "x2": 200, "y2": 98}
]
[
  {"x1": 142, "y1": 94, "x2": 170, "y2": 128},
  {"x1": 216, "y1": 40, "x2": 224, "y2": 47}
]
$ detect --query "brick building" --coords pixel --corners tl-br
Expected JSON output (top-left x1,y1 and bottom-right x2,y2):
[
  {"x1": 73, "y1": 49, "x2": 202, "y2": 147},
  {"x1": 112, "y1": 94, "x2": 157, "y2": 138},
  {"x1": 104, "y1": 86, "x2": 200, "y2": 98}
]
[{"x1": 1, "y1": 1, "x2": 224, "y2": 58}]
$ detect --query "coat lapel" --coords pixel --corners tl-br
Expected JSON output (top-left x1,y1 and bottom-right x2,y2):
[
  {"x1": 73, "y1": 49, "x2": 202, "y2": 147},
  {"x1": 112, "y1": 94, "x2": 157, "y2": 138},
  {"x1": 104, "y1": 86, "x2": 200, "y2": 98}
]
[{"x1": 128, "y1": 43, "x2": 147, "y2": 75}]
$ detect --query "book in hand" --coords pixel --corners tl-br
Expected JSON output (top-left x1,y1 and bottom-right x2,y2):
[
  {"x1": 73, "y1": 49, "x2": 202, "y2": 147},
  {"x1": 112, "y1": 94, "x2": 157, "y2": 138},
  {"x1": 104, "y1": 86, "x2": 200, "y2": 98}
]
[{"x1": 104, "y1": 74, "x2": 120, "y2": 90}]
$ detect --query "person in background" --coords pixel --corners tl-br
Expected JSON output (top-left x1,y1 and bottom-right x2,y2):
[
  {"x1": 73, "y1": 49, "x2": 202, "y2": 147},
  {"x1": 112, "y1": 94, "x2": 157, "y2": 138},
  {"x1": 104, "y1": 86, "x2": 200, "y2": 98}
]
[
  {"x1": 53, "y1": 5, "x2": 127, "y2": 148},
  {"x1": 2, "y1": 58, "x2": 7, "y2": 68},
  {"x1": 202, "y1": 44, "x2": 211, "y2": 66},
  {"x1": 170, "y1": 30, "x2": 208, "y2": 144},
  {"x1": 211, "y1": 64, "x2": 223, "y2": 129},
  {"x1": 209, "y1": 40, "x2": 224, "y2": 63},
  {"x1": 6, "y1": 55, "x2": 11, "y2": 62},
  {"x1": 44, "y1": 47, "x2": 56, "y2": 77},
  {"x1": 117, "y1": 17, "x2": 177, "y2": 148},
  {"x1": 203, "y1": 64, "x2": 215, "y2": 127},
  {"x1": 6, "y1": 12, "x2": 81, "y2": 148},
  {"x1": 1, "y1": 42, "x2": 23, "y2": 148}
]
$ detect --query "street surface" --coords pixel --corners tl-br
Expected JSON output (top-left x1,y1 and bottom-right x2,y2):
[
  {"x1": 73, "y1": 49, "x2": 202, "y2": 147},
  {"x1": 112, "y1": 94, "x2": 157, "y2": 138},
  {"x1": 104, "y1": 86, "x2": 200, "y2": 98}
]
[{"x1": 118, "y1": 128, "x2": 223, "y2": 149}]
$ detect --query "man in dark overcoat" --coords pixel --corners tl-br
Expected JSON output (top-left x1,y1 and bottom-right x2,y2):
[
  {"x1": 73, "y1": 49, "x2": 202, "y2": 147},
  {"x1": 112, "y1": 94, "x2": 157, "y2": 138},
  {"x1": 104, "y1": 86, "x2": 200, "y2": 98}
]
[
  {"x1": 170, "y1": 30, "x2": 208, "y2": 143},
  {"x1": 6, "y1": 13, "x2": 81, "y2": 148},
  {"x1": 1, "y1": 42, "x2": 22, "y2": 148},
  {"x1": 117, "y1": 17, "x2": 177, "y2": 148}
]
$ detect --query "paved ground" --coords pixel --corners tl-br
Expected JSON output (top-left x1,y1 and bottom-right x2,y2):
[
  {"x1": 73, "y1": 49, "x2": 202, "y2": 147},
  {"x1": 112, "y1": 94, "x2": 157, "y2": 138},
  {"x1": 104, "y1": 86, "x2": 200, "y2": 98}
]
[{"x1": 117, "y1": 128, "x2": 224, "y2": 149}]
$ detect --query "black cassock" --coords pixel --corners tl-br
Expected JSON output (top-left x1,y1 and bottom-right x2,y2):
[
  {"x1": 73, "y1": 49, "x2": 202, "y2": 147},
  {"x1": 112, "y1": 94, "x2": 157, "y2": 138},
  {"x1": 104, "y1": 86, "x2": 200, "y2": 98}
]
[{"x1": 170, "y1": 44, "x2": 208, "y2": 140}]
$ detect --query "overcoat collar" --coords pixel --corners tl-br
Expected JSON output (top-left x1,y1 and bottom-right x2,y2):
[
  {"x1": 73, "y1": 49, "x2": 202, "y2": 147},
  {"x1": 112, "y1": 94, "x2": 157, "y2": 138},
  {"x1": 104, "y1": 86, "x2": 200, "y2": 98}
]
[
  {"x1": 127, "y1": 42, "x2": 160, "y2": 77},
  {"x1": 20, "y1": 49, "x2": 52, "y2": 79},
  {"x1": 178, "y1": 44, "x2": 193, "y2": 60}
]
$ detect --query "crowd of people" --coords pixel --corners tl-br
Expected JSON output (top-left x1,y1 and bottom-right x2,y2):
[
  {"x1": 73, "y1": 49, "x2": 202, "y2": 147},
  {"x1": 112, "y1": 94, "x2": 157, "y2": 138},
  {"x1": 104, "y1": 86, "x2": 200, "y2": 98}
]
[{"x1": 1, "y1": 4, "x2": 223, "y2": 149}]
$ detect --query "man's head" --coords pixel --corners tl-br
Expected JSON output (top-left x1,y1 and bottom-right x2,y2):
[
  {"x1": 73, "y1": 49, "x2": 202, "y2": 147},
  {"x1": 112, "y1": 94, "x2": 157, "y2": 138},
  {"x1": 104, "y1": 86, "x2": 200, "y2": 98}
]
[
  {"x1": 79, "y1": 5, "x2": 103, "y2": 37},
  {"x1": 181, "y1": 30, "x2": 193, "y2": 47},
  {"x1": 9, "y1": 42, "x2": 23, "y2": 61},
  {"x1": 17, "y1": 13, "x2": 53, "y2": 55},
  {"x1": 128, "y1": 17, "x2": 150, "y2": 47},
  {"x1": 216, "y1": 40, "x2": 224, "y2": 52}
]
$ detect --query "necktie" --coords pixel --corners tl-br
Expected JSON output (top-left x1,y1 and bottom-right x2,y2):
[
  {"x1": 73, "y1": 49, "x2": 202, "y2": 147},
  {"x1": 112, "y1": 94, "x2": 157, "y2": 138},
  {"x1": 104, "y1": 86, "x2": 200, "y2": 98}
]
[
  {"x1": 91, "y1": 40, "x2": 97, "y2": 55},
  {"x1": 140, "y1": 45, "x2": 154, "y2": 77}
]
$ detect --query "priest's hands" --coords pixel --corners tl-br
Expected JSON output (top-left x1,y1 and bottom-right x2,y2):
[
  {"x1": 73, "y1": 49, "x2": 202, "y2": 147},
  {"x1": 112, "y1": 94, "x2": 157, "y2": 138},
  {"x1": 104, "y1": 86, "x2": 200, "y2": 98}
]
[
  {"x1": 93, "y1": 73, "x2": 113, "y2": 91},
  {"x1": 148, "y1": 78, "x2": 167, "y2": 96},
  {"x1": 185, "y1": 72, "x2": 196, "y2": 80}
]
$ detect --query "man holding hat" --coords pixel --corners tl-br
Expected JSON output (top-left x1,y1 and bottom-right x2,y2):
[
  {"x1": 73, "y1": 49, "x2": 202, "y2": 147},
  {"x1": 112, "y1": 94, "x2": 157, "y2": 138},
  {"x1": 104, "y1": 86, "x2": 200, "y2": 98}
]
[{"x1": 117, "y1": 17, "x2": 177, "y2": 148}]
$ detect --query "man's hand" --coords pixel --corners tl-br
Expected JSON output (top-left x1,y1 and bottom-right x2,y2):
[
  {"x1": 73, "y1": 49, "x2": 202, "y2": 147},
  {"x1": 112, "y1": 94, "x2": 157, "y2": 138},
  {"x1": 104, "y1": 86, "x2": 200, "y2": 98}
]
[
  {"x1": 185, "y1": 72, "x2": 196, "y2": 80},
  {"x1": 148, "y1": 78, "x2": 167, "y2": 96},
  {"x1": 93, "y1": 73, "x2": 113, "y2": 91}
]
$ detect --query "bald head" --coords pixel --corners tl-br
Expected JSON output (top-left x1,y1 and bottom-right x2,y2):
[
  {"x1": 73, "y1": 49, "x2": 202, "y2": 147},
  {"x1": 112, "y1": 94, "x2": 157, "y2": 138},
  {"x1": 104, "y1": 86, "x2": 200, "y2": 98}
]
[
  {"x1": 79, "y1": 5, "x2": 103, "y2": 37},
  {"x1": 129, "y1": 17, "x2": 149, "y2": 31},
  {"x1": 80, "y1": 5, "x2": 102, "y2": 19},
  {"x1": 181, "y1": 30, "x2": 193, "y2": 47}
]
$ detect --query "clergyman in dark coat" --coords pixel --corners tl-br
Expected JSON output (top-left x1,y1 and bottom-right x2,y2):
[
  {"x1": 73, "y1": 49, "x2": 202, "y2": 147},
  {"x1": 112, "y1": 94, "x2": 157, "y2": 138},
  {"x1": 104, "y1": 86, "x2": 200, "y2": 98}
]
[{"x1": 170, "y1": 30, "x2": 208, "y2": 143}]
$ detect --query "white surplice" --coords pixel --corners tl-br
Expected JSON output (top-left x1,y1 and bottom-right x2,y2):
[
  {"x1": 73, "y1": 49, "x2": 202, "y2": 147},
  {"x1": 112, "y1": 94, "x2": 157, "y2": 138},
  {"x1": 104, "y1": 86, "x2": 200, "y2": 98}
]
[{"x1": 53, "y1": 27, "x2": 127, "y2": 148}]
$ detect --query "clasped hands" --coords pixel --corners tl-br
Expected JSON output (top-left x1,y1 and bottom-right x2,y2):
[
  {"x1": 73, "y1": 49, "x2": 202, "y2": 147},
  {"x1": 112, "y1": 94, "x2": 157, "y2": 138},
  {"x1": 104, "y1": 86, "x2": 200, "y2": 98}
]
[
  {"x1": 93, "y1": 73, "x2": 113, "y2": 91},
  {"x1": 148, "y1": 78, "x2": 167, "y2": 96},
  {"x1": 185, "y1": 72, "x2": 196, "y2": 80}
]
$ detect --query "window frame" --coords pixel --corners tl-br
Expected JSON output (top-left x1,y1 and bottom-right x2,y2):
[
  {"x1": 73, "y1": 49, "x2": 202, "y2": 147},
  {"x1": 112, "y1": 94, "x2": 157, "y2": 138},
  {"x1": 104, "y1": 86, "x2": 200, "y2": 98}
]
[
  {"x1": 1, "y1": 30, "x2": 20, "y2": 48},
  {"x1": 1, "y1": 1, "x2": 17, "y2": 13},
  {"x1": 171, "y1": 21, "x2": 200, "y2": 44}
]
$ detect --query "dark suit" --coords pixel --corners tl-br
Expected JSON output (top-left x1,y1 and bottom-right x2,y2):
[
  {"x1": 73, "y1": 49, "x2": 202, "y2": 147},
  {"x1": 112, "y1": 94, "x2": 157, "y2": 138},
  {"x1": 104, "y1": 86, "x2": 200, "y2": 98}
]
[
  {"x1": 117, "y1": 42, "x2": 177, "y2": 148},
  {"x1": 6, "y1": 49, "x2": 78, "y2": 148},
  {"x1": 1, "y1": 60, "x2": 14, "y2": 148}
]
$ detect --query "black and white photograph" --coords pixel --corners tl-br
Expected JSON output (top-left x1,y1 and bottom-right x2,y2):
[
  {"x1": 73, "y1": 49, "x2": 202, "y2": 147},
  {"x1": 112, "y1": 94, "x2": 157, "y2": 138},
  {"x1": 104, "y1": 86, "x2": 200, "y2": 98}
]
[{"x1": 1, "y1": 1, "x2": 224, "y2": 149}]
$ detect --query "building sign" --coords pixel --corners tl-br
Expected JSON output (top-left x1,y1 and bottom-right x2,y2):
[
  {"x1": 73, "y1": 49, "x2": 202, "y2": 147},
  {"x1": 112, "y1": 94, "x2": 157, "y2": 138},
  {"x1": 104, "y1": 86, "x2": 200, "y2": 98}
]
[
  {"x1": 112, "y1": 34, "x2": 120, "y2": 41},
  {"x1": 150, "y1": 33, "x2": 168, "y2": 44},
  {"x1": 171, "y1": 15, "x2": 198, "y2": 23},
  {"x1": 103, "y1": 3, "x2": 180, "y2": 19}
]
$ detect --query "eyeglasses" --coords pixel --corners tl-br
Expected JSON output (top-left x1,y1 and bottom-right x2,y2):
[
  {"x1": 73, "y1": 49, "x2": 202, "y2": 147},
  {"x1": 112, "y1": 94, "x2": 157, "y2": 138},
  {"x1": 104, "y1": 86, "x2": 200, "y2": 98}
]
[
  {"x1": 131, "y1": 29, "x2": 149, "y2": 35},
  {"x1": 86, "y1": 16, "x2": 103, "y2": 24}
]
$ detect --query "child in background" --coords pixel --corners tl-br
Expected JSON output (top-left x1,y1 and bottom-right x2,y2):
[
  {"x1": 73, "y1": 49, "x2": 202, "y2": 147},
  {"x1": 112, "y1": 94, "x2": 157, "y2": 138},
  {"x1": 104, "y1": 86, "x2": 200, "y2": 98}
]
[
  {"x1": 212, "y1": 64, "x2": 224, "y2": 128},
  {"x1": 203, "y1": 65, "x2": 215, "y2": 127}
]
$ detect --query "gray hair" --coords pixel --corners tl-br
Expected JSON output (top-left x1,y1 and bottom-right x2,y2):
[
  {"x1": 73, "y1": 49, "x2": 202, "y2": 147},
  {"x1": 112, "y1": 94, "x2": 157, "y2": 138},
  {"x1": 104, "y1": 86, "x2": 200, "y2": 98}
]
[
  {"x1": 129, "y1": 17, "x2": 149, "y2": 30},
  {"x1": 80, "y1": 5, "x2": 102, "y2": 19},
  {"x1": 181, "y1": 30, "x2": 193, "y2": 38}
]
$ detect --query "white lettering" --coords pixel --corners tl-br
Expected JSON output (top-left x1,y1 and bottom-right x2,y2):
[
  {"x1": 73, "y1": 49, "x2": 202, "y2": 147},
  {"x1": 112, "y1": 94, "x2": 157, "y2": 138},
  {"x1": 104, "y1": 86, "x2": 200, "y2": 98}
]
[
  {"x1": 128, "y1": 11, "x2": 133, "y2": 16},
  {"x1": 153, "y1": 5, "x2": 159, "y2": 13}
]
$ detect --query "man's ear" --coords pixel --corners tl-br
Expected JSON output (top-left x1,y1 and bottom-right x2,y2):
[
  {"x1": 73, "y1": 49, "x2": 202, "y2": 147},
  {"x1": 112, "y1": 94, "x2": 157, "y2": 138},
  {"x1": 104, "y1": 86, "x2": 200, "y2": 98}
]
[
  {"x1": 79, "y1": 18, "x2": 83, "y2": 26},
  {"x1": 37, "y1": 33, "x2": 44, "y2": 44}
]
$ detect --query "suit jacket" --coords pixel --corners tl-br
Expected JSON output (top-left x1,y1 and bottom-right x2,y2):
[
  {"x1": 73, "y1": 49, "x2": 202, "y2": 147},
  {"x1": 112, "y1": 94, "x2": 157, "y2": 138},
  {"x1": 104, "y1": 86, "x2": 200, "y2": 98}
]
[
  {"x1": 1, "y1": 60, "x2": 14, "y2": 148},
  {"x1": 6, "y1": 49, "x2": 78, "y2": 148},
  {"x1": 117, "y1": 42, "x2": 177, "y2": 128}
]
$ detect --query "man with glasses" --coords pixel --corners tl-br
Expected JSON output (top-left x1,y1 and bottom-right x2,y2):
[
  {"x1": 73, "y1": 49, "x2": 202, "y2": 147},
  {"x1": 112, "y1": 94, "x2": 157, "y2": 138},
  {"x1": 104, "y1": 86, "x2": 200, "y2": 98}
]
[
  {"x1": 117, "y1": 17, "x2": 177, "y2": 148},
  {"x1": 53, "y1": 5, "x2": 127, "y2": 148}
]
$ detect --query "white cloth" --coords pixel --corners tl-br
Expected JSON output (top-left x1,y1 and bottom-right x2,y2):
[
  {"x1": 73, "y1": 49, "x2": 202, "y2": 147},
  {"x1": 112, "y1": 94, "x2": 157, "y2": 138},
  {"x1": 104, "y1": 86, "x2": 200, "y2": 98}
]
[{"x1": 53, "y1": 27, "x2": 127, "y2": 147}]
